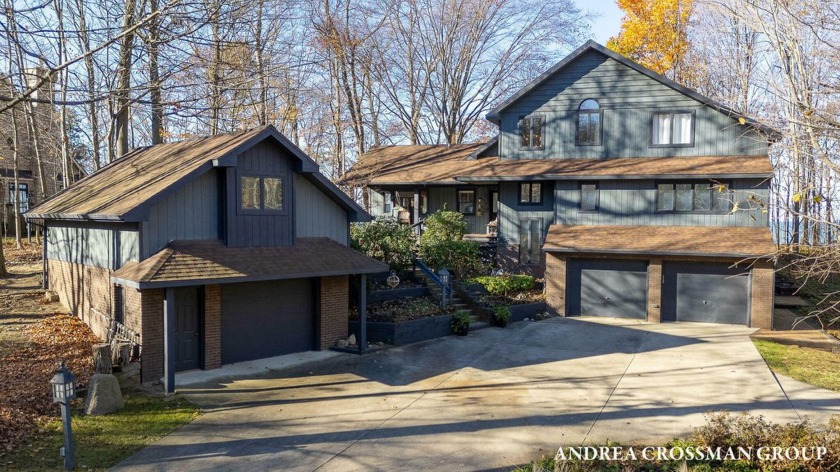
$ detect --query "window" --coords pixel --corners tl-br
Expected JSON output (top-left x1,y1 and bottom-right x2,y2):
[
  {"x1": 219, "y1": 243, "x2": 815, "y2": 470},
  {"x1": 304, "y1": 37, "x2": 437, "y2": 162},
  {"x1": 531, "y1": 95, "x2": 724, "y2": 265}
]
[
  {"x1": 239, "y1": 175, "x2": 284, "y2": 212},
  {"x1": 652, "y1": 112, "x2": 694, "y2": 146},
  {"x1": 457, "y1": 190, "x2": 476, "y2": 215},
  {"x1": 383, "y1": 192, "x2": 393, "y2": 214},
  {"x1": 113, "y1": 286, "x2": 125, "y2": 324},
  {"x1": 519, "y1": 115, "x2": 544, "y2": 149},
  {"x1": 577, "y1": 99, "x2": 602, "y2": 146},
  {"x1": 656, "y1": 182, "x2": 730, "y2": 212},
  {"x1": 519, "y1": 182, "x2": 542, "y2": 205},
  {"x1": 580, "y1": 183, "x2": 599, "y2": 211},
  {"x1": 8, "y1": 183, "x2": 28, "y2": 213}
]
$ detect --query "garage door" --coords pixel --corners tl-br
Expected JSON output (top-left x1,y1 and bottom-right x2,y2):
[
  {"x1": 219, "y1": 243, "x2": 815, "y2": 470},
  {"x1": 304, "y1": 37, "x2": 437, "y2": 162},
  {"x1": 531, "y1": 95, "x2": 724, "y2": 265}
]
[
  {"x1": 567, "y1": 259, "x2": 648, "y2": 319},
  {"x1": 662, "y1": 263, "x2": 750, "y2": 325},
  {"x1": 221, "y1": 279, "x2": 315, "y2": 364}
]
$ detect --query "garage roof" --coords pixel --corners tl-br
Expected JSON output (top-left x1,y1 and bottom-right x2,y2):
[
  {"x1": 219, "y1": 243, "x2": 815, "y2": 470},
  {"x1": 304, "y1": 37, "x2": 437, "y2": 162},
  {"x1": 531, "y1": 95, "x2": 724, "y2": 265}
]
[
  {"x1": 543, "y1": 225, "x2": 776, "y2": 259},
  {"x1": 111, "y1": 238, "x2": 388, "y2": 289}
]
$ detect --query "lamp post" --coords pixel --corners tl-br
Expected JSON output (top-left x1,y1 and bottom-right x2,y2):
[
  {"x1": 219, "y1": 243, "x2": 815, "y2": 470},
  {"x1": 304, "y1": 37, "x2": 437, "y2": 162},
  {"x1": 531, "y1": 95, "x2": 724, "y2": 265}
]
[
  {"x1": 437, "y1": 268, "x2": 450, "y2": 308},
  {"x1": 50, "y1": 361, "x2": 76, "y2": 470}
]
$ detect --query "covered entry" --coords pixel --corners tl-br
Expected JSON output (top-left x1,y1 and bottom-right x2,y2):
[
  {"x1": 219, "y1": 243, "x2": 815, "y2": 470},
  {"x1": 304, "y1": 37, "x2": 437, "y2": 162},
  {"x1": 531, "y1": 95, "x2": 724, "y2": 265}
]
[
  {"x1": 662, "y1": 263, "x2": 750, "y2": 325},
  {"x1": 221, "y1": 279, "x2": 315, "y2": 364},
  {"x1": 566, "y1": 259, "x2": 648, "y2": 319}
]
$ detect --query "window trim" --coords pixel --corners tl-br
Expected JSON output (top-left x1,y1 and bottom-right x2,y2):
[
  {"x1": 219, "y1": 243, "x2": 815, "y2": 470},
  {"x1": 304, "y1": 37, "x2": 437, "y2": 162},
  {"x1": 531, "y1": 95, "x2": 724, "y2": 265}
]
[
  {"x1": 383, "y1": 191, "x2": 393, "y2": 214},
  {"x1": 456, "y1": 189, "x2": 477, "y2": 215},
  {"x1": 579, "y1": 181, "x2": 600, "y2": 212},
  {"x1": 236, "y1": 172, "x2": 288, "y2": 215},
  {"x1": 650, "y1": 110, "x2": 696, "y2": 148},
  {"x1": 654, "y1": 180, "x2": 732, "y2": 214},
  {"x1": 575, "y1": 98, "x2": 603, "y2": 147},
  {"x1": 518, "y1": 182, "x2": 544, "y2": 206},
  {"x1": 518, "y1": 114, "x2": 546, "y2": 150}
]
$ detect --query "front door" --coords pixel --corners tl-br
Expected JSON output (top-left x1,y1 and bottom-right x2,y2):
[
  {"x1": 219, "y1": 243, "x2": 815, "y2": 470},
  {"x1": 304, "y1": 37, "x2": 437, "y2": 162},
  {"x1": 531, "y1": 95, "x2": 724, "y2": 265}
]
[{"x1": 174, "y1": 287, "x2": 201, "y2": 371}]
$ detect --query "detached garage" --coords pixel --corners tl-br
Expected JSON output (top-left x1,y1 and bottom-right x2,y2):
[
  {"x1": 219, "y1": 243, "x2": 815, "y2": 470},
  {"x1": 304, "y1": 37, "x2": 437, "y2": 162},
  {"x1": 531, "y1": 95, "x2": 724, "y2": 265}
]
[{"x1": 544, "y1": 225, "x2": 776, "y2": 329}]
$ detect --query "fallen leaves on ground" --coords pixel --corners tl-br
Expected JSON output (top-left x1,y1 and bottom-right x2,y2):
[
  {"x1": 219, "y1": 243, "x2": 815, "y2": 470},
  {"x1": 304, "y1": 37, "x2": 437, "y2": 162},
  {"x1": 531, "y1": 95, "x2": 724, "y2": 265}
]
[{"x1": 0, "y1": 314, "x2": 99, "y2": 452}]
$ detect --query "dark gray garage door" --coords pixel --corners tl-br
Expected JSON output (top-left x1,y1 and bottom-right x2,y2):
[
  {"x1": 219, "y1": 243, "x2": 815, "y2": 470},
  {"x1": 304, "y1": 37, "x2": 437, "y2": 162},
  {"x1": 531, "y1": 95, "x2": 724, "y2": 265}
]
[
  {"x1": 221, "y1": 279, "x2": 315, "y2": 364},
  {"x1": 662, "y1": 263, "x2": 750, "y2": 325},
  {"x1": 567, "y1": 259, "x2": 648, "y2": 319}
]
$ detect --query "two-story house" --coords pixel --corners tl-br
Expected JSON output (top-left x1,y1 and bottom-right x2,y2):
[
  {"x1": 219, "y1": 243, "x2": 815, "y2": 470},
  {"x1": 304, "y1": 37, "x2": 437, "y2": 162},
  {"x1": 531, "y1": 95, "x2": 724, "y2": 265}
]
[
  {"x1": 25, "y1": 125, "x2": 387, "y2": 392},
  {"x1": 340, "y1": 41, "x2": 777, "y2": 329}
]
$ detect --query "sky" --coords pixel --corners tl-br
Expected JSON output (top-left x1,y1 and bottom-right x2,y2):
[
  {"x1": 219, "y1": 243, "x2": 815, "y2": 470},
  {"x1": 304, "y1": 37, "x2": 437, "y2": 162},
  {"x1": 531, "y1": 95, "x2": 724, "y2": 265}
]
[{"x1": 574, "y1": 0, "x2": 623, "y2": 44}]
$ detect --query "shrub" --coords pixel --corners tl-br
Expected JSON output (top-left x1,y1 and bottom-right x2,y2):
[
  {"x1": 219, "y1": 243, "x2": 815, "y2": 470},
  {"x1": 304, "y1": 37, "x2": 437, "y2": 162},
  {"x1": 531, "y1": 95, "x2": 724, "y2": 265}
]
[
  {"x1": 471, "y1": 274, "x2": 535, "y2": 296},
  {"x1": 450, "y1": 310, "x2": 471, "y2": 335},
  {"x1": 351, "y1": 217, "x2": 415, "y2": 270},
  {"x1": 418, "y1": 210, "x2": 485, "y2": 278},
  {"x1": 420, "y1": 210, "x2": 467, "y2": 245},
  {"x1": 492, "y1": 306, "x2": 511, "y2": 326}
]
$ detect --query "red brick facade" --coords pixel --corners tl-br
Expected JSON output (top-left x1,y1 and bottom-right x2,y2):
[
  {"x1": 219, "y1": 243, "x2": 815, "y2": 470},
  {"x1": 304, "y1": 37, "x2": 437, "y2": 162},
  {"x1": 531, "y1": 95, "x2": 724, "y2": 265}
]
[
  {"x1": 204, "y1": 285, "x2": 222, "y2": 370},
  {"x1": 319, "y1": 276, "x2": 349, "y2": 349},
  {"x1": 139, "y1": 289, "x2": 164, "y2": 383},
  {"x1": 544, "y1": 252, "x2": 774, "y2": 329},
  {"x1": 47, "y1": 258, "x2": 116, "y2": 340}
]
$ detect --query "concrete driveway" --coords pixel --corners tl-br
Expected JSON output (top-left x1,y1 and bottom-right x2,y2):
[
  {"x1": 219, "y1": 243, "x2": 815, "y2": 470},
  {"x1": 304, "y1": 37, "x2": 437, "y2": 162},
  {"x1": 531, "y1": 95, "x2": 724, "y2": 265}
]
[{"x1": 114, "y1": 317, "x2": 840, "y2": 471}]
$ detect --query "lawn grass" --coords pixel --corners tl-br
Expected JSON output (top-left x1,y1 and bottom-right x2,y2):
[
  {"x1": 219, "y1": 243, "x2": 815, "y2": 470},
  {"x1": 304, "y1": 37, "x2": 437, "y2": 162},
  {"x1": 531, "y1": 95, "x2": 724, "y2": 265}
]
[
  {"x1": 753, "y1": 339, "x2": 840, "y2": 392},
  {"x1": 1, "y1": 390, "x2": 199, "y2": 471}
]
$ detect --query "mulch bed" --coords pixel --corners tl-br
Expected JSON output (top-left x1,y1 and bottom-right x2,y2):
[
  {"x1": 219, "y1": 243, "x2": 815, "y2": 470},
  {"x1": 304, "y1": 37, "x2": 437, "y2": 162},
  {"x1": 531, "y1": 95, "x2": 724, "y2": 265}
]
[
  {"x1": 0, "y1": 315, "x2": 99, "y2": 453},
  {"x1": 350, "y1": 295, "x2": 453, "y2": 323},
  {"x1": 458, "y1": 281, "x2": 545, "y2": 309}
]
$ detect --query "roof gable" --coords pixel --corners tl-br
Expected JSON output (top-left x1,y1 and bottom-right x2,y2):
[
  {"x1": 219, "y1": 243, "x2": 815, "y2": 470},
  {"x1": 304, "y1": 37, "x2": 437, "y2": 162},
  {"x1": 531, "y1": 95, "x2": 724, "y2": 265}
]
[
  {"x1": 26, "y1": 125, "x2": 369, "y2": 222},
  {"x1": 487, "y1": 41, "x2": 777, "y2": 138}
]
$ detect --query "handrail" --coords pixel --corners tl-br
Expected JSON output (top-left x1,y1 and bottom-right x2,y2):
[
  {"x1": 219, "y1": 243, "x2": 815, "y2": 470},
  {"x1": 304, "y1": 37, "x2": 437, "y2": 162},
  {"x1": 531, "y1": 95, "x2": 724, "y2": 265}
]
[{"x1": 414, "y1": 258, "x2": 450, "y2": 307}]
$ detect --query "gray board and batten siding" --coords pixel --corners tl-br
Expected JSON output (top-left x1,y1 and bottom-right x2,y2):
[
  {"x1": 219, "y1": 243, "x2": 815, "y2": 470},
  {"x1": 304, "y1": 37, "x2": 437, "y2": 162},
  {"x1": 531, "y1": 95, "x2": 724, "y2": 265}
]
[
  {"x1": 47, "y1": 221, "x2": 139, "y2": 270},
  {"x1": 427, "y1": 186, "x2": 493, "y2": 234},
  {"x1": 497, "y1": 182, "x2": 554, "y2": 245},
  {"x1": 225, "y1": 140, "x2": 295, "y2": 248},
  {"x1": 295, "y1": 173, "x2": 350, "y2": 245},
  {"x1": 497, "y1": 49, "x2": 769, "y2": 160},
  {"x1": 141, "y1": 169, "x2": 219, "y2": 259}
]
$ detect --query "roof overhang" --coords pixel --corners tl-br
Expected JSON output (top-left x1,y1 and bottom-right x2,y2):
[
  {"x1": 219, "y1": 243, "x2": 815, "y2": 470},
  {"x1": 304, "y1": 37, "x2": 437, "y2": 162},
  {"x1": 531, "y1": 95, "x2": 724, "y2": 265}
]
[{"x1": 456, "y1": 173, "x2": 773, "y2": 182}]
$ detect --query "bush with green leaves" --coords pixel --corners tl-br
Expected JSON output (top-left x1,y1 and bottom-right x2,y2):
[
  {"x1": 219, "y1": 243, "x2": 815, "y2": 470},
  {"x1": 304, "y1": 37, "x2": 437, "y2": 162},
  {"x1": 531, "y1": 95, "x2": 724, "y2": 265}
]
[
  {"x1": 418, "y1": 210, "x2": 485, "y2": 278},
  {"x1": 351, "y1": 217, "x2": 415, "y2": 271},
  {"x1": 450, "y1": 310, "x2": 471, "y2": 334},
  {"x1": 493, "y1": 306, "x2": 511, "y2": 324},
  {"x1": 471, "y1": 274, "x2": 535, "y2": 296}
]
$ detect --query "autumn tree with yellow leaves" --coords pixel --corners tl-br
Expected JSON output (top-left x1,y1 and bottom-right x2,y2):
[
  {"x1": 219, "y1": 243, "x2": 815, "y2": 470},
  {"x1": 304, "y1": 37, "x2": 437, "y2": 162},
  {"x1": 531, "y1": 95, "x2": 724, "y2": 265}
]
[{"x1": 607, "y1": 0, "x2": 694, "y2": 82}]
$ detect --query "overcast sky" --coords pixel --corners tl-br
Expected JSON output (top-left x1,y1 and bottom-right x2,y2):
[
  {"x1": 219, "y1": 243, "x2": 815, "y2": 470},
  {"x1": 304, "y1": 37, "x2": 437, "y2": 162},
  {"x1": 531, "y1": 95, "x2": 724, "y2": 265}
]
[{"x1": 575, "y1": 0, "x2": 623, "y2": 44}]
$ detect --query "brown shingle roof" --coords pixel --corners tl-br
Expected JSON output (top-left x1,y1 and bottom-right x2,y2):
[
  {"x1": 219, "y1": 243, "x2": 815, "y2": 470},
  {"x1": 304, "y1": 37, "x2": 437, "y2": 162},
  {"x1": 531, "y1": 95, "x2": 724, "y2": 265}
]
[
  {"x1": 543, "y1": 225, "x2": 776, "y2": 258},
  {"x1": 111, "y1": 238, "x2": 389, "y2": 288},
  {"x1": 337, "y1": 144, "x2": 489, "y2": 186},
  {"x1": 456, "y1": 155, "x2": 773, "y2": 181},
  {"x1": 339, "y1": 145, "x2": 773, "y2": 187}
]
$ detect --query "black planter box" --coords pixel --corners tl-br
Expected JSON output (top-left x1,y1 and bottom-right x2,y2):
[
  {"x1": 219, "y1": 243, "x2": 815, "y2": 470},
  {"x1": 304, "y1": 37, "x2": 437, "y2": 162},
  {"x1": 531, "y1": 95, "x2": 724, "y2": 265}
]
[
  {"x1": 507, "y1": 301, "x2": 547, "y2": 322},
  {"x1": 350, "y1": 314, "x2": 453, "y2": 346},
  {"x1": 367, "y1": 286, "x2": 429, "y2": 303}
]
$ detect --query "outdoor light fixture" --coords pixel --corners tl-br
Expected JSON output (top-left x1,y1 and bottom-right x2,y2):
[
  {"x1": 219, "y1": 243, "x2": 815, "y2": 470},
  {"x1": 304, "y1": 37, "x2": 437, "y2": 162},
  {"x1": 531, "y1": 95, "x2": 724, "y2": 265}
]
[
  {"x1": 386, "y1": 271, "x2": 400, "y2": 288},
  {"x1": 50, "y1": 361, "x2": 76, "y2": 470},
  {"x1": 437, "y1": 268, "x2": 450, "y2": 308}
]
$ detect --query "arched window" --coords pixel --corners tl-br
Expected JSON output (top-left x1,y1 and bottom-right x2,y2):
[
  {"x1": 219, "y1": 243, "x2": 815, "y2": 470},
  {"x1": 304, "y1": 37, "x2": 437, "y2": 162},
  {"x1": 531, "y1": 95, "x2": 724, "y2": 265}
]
[{"x1": 577, "y1": 99, "x2": 602, "y2": 146}]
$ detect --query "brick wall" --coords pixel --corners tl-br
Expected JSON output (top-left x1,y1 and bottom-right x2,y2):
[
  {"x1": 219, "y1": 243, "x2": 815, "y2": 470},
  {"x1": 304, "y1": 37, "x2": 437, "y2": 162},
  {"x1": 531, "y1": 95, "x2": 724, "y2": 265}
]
[
  {"x1": 140, "y1": 289, "x2": 164, "y2": 383},
  {"x1": 545, "y1": 253, "x2": 566, "y2": 317},
  {"x1": 47, "y1": 258, "x2": 114, "y2": 340},
  {"x1": 204, "y1": 285, "x2": 221, "y2": 369},
  {"x1": 319, "y1": 276, "x2": 348, "y2": 349},
  {"x1": 750, "y1": 260, "x2": 775, "y2": 329},
  {"x1": 647, "y1": 258, "x2": 662, "y2": 323}
]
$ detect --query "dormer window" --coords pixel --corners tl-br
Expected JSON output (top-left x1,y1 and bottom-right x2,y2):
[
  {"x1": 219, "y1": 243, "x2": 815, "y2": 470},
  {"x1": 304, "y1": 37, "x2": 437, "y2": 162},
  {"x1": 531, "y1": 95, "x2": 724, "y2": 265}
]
[
  {"x1": 576, "y1": 99, "x2": 602, "y2": 146},
  {"x1": 519, "y1": 115, "x2": 544, "y2": 149},
  {"x1": 240, "y1": 175, "x2": 284, "y2": 212}
]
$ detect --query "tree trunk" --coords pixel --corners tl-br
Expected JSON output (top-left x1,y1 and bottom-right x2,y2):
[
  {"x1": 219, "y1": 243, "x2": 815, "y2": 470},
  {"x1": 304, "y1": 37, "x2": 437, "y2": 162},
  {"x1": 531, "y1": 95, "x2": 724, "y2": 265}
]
[
  {"x1": 115, "y1": 0, "x2": 138, "y2": 157},
  {"x1": 93, "y1": 343, "x2": 113, "y2": 374},
  {"x1": 149, "y1": 0, "x2": 163, "y2": 144}
]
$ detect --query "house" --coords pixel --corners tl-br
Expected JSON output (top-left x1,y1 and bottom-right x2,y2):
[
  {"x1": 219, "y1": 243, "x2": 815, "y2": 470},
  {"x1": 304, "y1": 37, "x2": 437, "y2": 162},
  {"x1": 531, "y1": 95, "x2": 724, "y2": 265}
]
[
  {"x1": 1, "y1": 68, "x2": 84, "y2": 232},
  {"x1": 25, "y1": 125, "x2": 387, "y2": 392},
  {"x1": 340, "y1": 41, "x2": 777, "y2": 329}
]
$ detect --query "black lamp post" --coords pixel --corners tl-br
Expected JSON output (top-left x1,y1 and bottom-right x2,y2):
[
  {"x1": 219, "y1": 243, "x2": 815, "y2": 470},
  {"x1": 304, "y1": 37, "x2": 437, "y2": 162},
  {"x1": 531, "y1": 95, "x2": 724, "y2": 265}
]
[{"x1": 50, "y1": 361, "x2": 76, "y2": 470}]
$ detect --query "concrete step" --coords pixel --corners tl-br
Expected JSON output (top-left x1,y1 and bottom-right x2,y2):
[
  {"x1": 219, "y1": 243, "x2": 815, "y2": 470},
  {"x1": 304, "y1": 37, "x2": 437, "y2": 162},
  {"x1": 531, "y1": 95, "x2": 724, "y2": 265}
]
[{"x1": 469, "y1": 321, "x2": 490, "y2": 331}]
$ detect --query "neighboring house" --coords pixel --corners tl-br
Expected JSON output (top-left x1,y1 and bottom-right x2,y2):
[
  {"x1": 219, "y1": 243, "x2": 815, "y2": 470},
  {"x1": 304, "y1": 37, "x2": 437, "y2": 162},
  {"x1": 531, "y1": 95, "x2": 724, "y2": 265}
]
[
  {"x1": 26, "y1": 125, "x2": 387, "y2": 392},
  {"x1": 0, "y1": 68, "x2": 84, "y2": 232},
  {"x1": 340, "y1": 41, "x2": 777, "y2": 329}
]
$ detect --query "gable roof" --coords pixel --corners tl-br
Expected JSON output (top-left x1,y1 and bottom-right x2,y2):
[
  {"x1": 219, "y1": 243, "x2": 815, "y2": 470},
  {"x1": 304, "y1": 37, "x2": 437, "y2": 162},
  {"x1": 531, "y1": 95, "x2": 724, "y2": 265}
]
[
  {"x1": 111, "y1": 237, "x2": 388, "y2": 289},
  {"x1": 486, "y1": 41, "x2": 778, "y2": 139},
  {"x1": 543, "y1": 225, "x2": 775, "y2": 259},
  {"x1": 26, "y1": 125, "x2": 369, "y2": 222}
]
